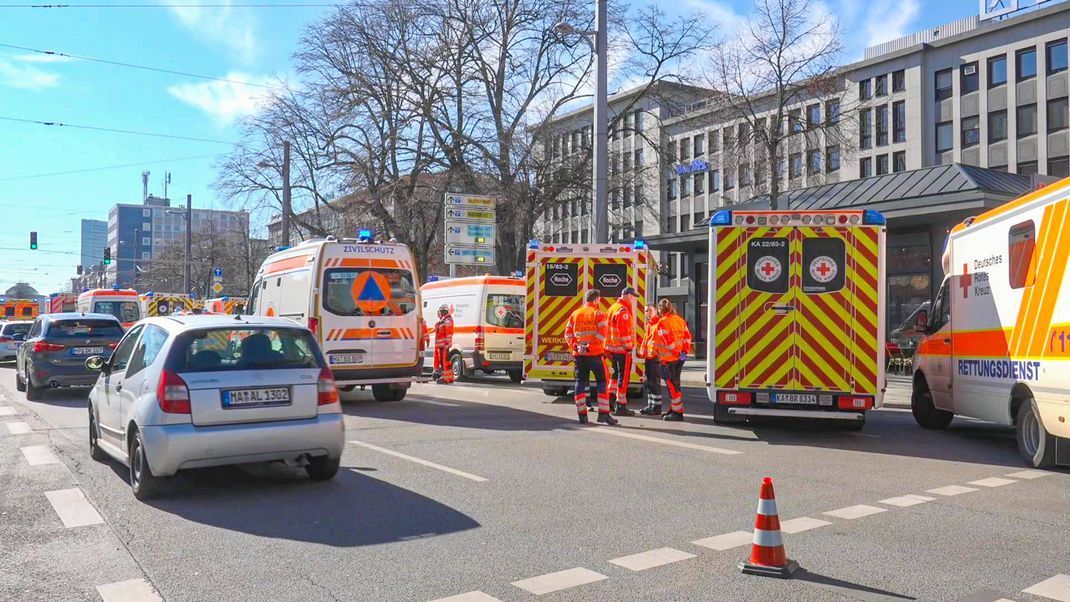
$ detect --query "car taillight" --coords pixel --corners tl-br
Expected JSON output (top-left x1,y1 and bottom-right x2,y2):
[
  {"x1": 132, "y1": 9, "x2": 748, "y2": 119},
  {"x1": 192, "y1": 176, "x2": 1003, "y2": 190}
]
[
  {"x1": 156, "y1": 369, "x2": 191, "y2": 414},
  {"x1": 475, "y1": 326, "x2": 485, "y2": 351},
  {"x1": 716, "y1": 390, "x2": 752, "y2": 405},
  {"x1": 0, "y1": 336, "x2": 11, "y2": 343},
  {"x1": 307, "y1": 316, "x2": 319, "y2": 336},
  {"x1": 837, "y1": 395, "x2": 873, "y2": 411},
  {"x1": 417, "y1": 317, "x2": 426, "y2": 353},
  {"x1": 107, "y1": 342, "x2": 119, "y2": 350},
  {"x1": 32, "y1": 341, "x2": 66, "y2": 352},
  {"x1": 318, "y1": 366, "x2": 340, "y2": 406}
]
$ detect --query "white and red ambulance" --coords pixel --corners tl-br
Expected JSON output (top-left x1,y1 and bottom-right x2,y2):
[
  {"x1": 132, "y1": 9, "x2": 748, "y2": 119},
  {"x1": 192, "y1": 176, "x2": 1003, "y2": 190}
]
[
  {"x1": 912, "y1": 177, "x2": 1070, "y2": 467},
  {"x1": 76, "y1": 289, "x2": 143, "y2": 328}
]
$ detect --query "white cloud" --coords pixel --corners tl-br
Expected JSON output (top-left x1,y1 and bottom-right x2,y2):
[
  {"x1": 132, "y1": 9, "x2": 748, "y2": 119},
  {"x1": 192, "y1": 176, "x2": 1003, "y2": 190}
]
[
  {"x1": 0, "y1": 59, "x2": 58, "y2": 90},
  {"x1": 165, "y1": 0, "x2": 259, "y2": 64},
  {"x1": 859, "y1": 0, "x2": 920, "y2": 49},
  {"x1": 167, "y1": 74, "x2": 280, "y2": 125},
  {"x1": 684, "y1": 0, "x2": 748, "y2": 35}
]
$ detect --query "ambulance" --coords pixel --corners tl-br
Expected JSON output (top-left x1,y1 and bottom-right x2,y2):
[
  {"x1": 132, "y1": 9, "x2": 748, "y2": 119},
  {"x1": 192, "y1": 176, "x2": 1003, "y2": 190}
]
[
  {"x1": 248, "y1": 234, "x2": 424, "y2": 401},
  {"x1": 912, "y1": 177, "x2": 1070, "y2": 468},
  {"x1": 420, "y1": 275, "x2": 525, "y2": 382},
  {"x1": 204, "y1": 296, "x2": 248, "y2": 315},
  {"x1": 1, "y1": 299, "x2": 39, "y2": 320},
  {"x1": 47, "y1": 293, "x2": 78, "y2": 314},
  {"x1": 706, "y1": 209, "x2": 887, "y2": 429},
  {"x1": 139, "y1": 292, "x2": 196, "y2": 317},
  {"x1": 523, "y1": 240, "x2": 653, "y2": 397},
  {"x1": 76, "y1": 289, "x2": 143, "y2": 328}
]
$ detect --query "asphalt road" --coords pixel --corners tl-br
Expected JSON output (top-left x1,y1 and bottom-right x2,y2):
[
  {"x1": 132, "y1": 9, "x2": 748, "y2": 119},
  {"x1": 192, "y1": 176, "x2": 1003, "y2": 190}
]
[{"x1": 1, "y1": 365, "x2": 1068, "y2": 602}]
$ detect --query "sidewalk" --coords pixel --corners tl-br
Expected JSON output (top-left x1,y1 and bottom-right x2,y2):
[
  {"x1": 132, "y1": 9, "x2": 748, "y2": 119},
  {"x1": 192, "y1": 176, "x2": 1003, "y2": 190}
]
[{"x1": 680, "y1": 360, "x2": 912, "y2": 409}]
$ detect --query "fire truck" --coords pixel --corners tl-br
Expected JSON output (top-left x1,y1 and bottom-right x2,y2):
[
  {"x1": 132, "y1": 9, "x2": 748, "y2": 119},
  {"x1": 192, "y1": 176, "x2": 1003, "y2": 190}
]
[
  {"x1": 706, "y1": 209, "x2": 887, "y2": 429},
  {"x1": 523, "y1": 240, "x2": 654, "y2": 397}
]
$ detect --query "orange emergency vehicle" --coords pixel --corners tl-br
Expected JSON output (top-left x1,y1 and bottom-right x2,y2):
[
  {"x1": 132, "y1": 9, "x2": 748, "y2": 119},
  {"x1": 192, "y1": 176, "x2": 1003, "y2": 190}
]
[
  {"x1": 47, "y1": 293, "x2": 78, "y2": 314},
  {"x1": 1, "y1": 299, "x2": 39, "y2": 320}
]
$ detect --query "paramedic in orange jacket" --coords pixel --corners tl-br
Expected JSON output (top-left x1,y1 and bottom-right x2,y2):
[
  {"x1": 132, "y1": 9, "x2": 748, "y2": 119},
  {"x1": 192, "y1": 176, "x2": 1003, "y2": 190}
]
[
  {"x1": 638, "y1": 304, "x2": 663, "y2": 415},
  {"x1": 654, "y1": 299, "x2": 692, "y2": 422},
  {"x1": 606, "y1": 286, "x2": 639, "y2": 416},
  {"x1": 564, "y1": 289, "x2": 618, "y2": 425},
  {"x1": 432, "y1": 304, "x2": 455, "y2": 384}
]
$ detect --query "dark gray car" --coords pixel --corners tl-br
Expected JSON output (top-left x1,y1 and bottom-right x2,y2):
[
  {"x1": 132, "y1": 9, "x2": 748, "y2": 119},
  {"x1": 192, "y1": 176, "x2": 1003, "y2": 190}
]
[{"x1": 16, "y1": 313, "x2": 124, "y2": 400}]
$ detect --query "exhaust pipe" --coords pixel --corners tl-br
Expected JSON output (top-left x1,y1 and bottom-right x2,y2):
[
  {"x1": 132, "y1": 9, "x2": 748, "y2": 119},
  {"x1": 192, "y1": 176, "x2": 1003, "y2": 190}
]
[{"x1": 50, "y1": 381, "x2": 60, "y2": 388}]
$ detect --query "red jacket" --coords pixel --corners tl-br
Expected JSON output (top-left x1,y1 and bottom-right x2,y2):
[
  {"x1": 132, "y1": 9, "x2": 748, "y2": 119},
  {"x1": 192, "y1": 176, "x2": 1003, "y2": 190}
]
[{"x1": 434, "y1": 315, "x2": 454, "y2": 349}]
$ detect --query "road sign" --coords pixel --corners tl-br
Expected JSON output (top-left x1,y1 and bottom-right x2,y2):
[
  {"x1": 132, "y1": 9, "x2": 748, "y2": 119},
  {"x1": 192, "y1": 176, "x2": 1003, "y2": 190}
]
[
  {"x1": 445, "y1": 207, "x2": 495, "y2": 222},
  {"x1": 445, "y1": 193, "x2": 496, "y2": 209},
  {"x1": 211, "y1": 282, "x2": 224, "y2": 294},
  {"x1": 445, "y1": 223, "x2": 496, "y2": 245},
  {"x1": 445, "y1": 244, "x2": 494, "y2": 265},
  {"x1": 213, "y1": 267, "x2": 223, "y2": 278}
]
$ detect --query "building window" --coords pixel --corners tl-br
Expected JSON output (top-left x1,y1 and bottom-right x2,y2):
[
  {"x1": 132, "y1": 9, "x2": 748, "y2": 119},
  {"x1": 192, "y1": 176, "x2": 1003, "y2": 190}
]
[
  {"x1": 142, "y1": 209, "x2": 151, "y2": 217},
  {"x1": 581, "y1": 230, "x2": 589, "y2": 243},
  {"x1": 694, "y1": 171, "x2": 705, "y2": 195},
  {"x1": 860, "y1": 157, "x2": 872, "y2": 178},
  {"x1": 893, "y1": 151, "x2": 906, "y2": 173},
  {"x1": 988, "y1": 55, "x2": 1007, "y2": 88},
  {"x1": 738, "y1": 121, "x2": 752, "y2": 144},
  {"x1": 141, "y1": 252, "x2": 151, "y2": 260},
  {"x1": 709, "y1": 170, "x2": 721, "y2": 191},
  {"x1": 876, "y1": 154, "x2": 889, "y2": 176},
  {"x1": 633, "y1": 110, "x2": 643, "y2": 133},
  {"x1": 858, "y1": 79, "x2": 871, "y2": 101},
  {"x1": 876, "y1": 105, "x2": 888, "y2": 146},
  {"x1": 807, "y1": 149, "x2": 822, "y2": 175},
  {"x1": 789, "y1": 109, "x2": 802, "y2": 133},
  {"x1": 989, "y1": 110, "x2": 1008, "y2": 142},
  {"x1": 722, "y1": 128, "x2": 732, "y2": 151},
  {"x1": 1047, "y1": 39, "x2": 1068, "y2": 74},
  {"x1": 807, "y1": 103, "x2": 821, "y2": 128},
  {"x1": 740, "y1": 165, "x2": 752, "y2": 187},
  {"x1": 679, "y1": 138, "x2": 690, "y2": 161},
  {"x1": 1008, "y1": 221, "x2": 1036, "y2": 290},
  {"x1": 1018, "y1": 160, "x2": 1038, "y2": 176},
  {"x1": 859, "y1": 108, "x2": 872, "y2": 149},
  {"x1": 681, "y1": 174, "x2": 692, "y2": 196},
  {"x1": 141, "y1": 236, "x2": 151, "y2": 246},
  {"x1": 634, "y1": 148, "x2": 643, "y2": 167},
  {"x1": 892, "y1": 101, "x2": 906, "y2": 143},
  {"x1": 875, "y1": 74, "x2": 887, "y2": 97},
  {"x1": 667, "y1": 178, "x2": 678, "y2": 200},
  {"x1": 826, "y1": 146, "x2": 840, "y2": 172},
  {"x1": 935, "y1": 69, "x2": 953, "y2": 102},
  {"x1": 1048, "y1": 97, "x2": 1068, "y2": 132},
  {"x1": 961, "y1": 62, "x2": 979, "y2": 94},
  {"x1": 708, "y1": 131, "x2": 719, "y2": 153},
  {"x1": 694, "y1": 133, "x2": 705, "y2": 157},
  {"x1": 935, "y1": 121, "x2": 953, "y2": 152},
  {"x1": 1017, "y1": 47, "x2": 1037, "y2": 81},
  {"x1": 1017, "y1": 104, "x2": 1037, "y2": 138},
  {"x1": 1049, "y1": 156, "x2": 1070, "y2": 177},
  {"x1": 755, "y1": 162, "x2": 767, "y2": 186},
  {"x1": 892, "y1": 69, "x2": 905, "y2": 92},
  {"x1": 825, "y1": 100, "x2": 840, "y2": 124},
  {"x1": 623, "y1": 112, "x2": 633, "y2": 138},
  {"x1": 789, "y1": 153, "x2": 802, "y2": 179},
  {"x1": 623, "y1": 185, "x2": 633, "y2": 207},
  {"x1": 724, "y1": 169, "x2": 735, "y2": 190},
  {"x1": 961, "y1": 116, "x2": 980, "y2": 147}
]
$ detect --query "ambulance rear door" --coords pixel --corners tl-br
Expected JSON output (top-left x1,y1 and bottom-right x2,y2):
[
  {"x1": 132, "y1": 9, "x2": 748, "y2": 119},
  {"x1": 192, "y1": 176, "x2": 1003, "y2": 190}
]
[
  {"x1": 588, "y1": 246, "x2": 647, "y2": 387},
  {"x1": 483, "y1": 279, "x2": 525, "y2": 363},
  {"x1": 525, "y1": 246, "x2": 585, "y2": 383}
]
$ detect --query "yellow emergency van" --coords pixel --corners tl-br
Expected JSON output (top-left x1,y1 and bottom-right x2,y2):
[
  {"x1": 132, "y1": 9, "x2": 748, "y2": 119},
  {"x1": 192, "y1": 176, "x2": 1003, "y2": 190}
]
[
  {"x1": 204, "y1": 296, "x2": 248, "y2": 315},
  {"x1": 140, "y1": 292, "x2": 196, "y2": 317},
  {"x1": 706, "y1": 209, "x2": 887, "y2": 429}
]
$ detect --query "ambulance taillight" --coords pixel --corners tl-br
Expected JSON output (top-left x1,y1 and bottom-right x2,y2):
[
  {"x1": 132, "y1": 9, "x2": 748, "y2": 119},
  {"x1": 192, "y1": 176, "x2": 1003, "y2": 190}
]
[
  {"x1": 474, "y1": 326, "x2": 485, "y2": 351},
  {"x1": 717, "y1": 391, "x2": 753, "y2": 406},
  {"x1": 307, "y1": 316, "x2": 319, "y2": 336},
  {"x1": 837, "y1": 396, "x2": 874, "y2": 411}
]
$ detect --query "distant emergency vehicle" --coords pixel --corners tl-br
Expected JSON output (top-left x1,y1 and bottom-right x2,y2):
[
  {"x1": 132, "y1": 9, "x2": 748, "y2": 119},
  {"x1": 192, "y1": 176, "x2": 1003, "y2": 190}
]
[
  {"x1": 912, "y1": 177, "x2": 1070, "y2": 467},
  {"x1": 47, "y1": 293, "x2": 78, "y2": 314},
  {"x1": 706, "y1": 209, "x2": 887, "y2": 428},
  {"x1": 76, "y1": 289, "x2": 143, "y2": 328},
  {"x1": 204, "y1": 296, "x2": 247, "y2": 315},
  {"x1": 420, "y1": 276, "x2": 525, "y2": 383},
  {"x1": 249, "y1": 234, "x2": 423, "y2": 401},
  {"x1": 140, "y1": 292, "x2": 196, "y2": 317},
  {"x1": 524, "y1": 240, "x2": 653, "y2": 397},
  {"x1": 1, "y1": 299, "x2": 39, "y2": 320}
]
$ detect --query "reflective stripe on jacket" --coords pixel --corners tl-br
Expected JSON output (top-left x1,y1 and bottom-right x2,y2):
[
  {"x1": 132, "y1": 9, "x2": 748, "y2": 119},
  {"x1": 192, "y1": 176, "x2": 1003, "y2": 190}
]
[
  {"x1": 605, "y1": 300, "x2": 635, "y2": 353},
  {"x1": 564, "y1": 302, "x2": 608, "y2": 356},
  {"x1": 434, "y1": 315, "x2": 454, "y2": 348},
  {"x1": 654, "y1": 313, "x2": 692, "y2": 362},
  {"x1": 638, "y1": 316, "x2": 661, "y2": 359}
]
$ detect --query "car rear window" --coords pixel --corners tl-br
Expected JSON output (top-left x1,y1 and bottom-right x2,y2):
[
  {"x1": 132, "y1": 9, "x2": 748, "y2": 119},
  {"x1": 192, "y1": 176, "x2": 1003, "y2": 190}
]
[
  {"x1": 47, "y1": 320, "x2": 124, "y2": 338},
  {"x1": 1, "y1": 323, "x2": 30, "y2": 336},
  {"x1": 171, "y1": 327, "x2": 323, "y2": 372}
]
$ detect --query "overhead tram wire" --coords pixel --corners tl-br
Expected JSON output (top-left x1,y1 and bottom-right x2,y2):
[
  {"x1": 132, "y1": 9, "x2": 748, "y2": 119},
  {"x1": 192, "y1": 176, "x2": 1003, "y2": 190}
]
[
  {"x1": 0, "y1": 43, "x2": 285, "y2": 90},
  {"x1": 0, "y1": 153, "x2": 223, "y2": 183},
  {"x1": 0, "y1": 116, "x2": 234, "y2": 144}
]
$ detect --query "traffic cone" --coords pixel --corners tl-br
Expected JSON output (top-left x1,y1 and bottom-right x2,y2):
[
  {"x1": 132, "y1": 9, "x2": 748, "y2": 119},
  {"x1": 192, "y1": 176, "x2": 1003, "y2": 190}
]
[{"x1": 739, "y1": 477, "x2": 799, "y2": 579}]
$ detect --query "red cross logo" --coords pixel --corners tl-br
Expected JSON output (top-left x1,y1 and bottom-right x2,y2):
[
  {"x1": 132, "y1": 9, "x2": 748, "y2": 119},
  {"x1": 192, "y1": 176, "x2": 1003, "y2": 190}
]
[
  {"x1": 761, "y1": 262, "x2": 777, "y2": 276},
  {"x1": 960, "y1": 263, "x2": 972, "y2": 298},
  {"x1": 815, "y1": 262, "x2": 831, "y2": 277}
]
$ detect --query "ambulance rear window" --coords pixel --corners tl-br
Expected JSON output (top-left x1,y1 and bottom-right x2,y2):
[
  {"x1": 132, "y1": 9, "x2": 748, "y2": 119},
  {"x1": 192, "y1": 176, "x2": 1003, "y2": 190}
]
[
  {"x1": 802, "y1": 238, "x2": 846, "y2": 294},
  {"x1": 746, "y1": 238, "x2": 789, "y2": 293},
  {"x1": 1008, "y1": 221, "x2": 1036, "y2": 289},
  {"x1": 486, "y1": 294, "x2": 524, "y2": 328},
  {"x1": 323, "y1": 268, "x2": 417, "y2": 317}
]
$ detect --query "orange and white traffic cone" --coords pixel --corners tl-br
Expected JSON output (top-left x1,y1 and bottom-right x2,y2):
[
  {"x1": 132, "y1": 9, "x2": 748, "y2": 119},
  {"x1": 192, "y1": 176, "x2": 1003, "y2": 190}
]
[{"x1": 739, "y1": 477, "x2": 799, "y2": 579}]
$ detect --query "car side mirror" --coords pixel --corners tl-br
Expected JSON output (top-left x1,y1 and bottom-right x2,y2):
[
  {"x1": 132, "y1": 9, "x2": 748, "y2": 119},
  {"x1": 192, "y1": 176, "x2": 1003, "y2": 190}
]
[
  {"x1": 85, "y1": 355, "x2": 108, "y2": 373},
  {"x1": 11, "y1": 333, "x2": 25, "y2": 341},
  {"x1": 913, "y1": 310, "x2": 929, "y2": 333}
]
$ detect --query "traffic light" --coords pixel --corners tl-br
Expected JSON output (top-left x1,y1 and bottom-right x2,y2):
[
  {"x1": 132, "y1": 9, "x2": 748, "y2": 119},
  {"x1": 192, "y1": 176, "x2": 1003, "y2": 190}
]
[
  {"x1": 29, "y1": 231, "x2": 37, "y2": 250},
  {"x1": 76, "y1": 265, "x2": 83, "y2": 275},
  {"x1": 103, "y1": 246, "x2": 111, "y2": 265}
]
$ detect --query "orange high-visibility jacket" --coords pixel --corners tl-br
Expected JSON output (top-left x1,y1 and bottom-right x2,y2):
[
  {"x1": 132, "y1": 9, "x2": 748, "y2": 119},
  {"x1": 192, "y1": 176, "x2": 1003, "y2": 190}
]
[
  {"x1": 638, "y1": 316, "x2": 661, "y2": 360},
  {"x1": 564, "y1": 302, "x2": 608, "y2": 356},
  {"x1": 605, "y1": 300, "x2": 636, "y2": 353},
  {"x1": 654, "y1": 313, "x2": 692, "y2": 362},
  {"x1": 434, "y1": 315, "x2": 454, "y2": 348}
]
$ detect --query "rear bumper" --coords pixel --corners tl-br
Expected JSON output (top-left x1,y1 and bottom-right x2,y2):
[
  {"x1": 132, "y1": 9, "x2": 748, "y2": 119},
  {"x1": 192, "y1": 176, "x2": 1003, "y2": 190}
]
[
  {"x1": 140, "y1": 413, "x2": 345, "y2": 477},
  {"x1": 30, "y1": 367, "x2": 100, "y2": 388},
  {"x1": 725, "y1": 407, "x2": 864, "y2": 421},
  {"x1": 331, "y1": 364, "x2": 422, "y2": 385},
  {"x1": 473, "y1": 351, "x2": 522, "y2": 371}
]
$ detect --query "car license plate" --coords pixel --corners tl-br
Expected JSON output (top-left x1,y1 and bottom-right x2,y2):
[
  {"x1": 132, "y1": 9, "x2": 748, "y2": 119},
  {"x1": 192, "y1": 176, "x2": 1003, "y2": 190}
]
[
  {"x1": 488, "y1": 352, "x2": 511, "y2": 360},
  {"x1": 71, "y1": 347, "x2": 104, "y2": 356},
  {"x1": 329, "y1": 353, "x2": 365, "y2": 365},
  {"x1": 545, "y1": 351, "x2": 572, "y2": 362},
  {"x1": 773, "y1": 393, "x2": 818, "y2": 404},
  {"x1": 222, "y1": 387, "x2": 291, "y2": 408}
]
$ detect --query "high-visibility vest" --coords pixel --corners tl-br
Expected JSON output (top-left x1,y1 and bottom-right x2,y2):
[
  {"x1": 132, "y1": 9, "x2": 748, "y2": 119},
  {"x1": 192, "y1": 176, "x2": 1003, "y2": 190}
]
[
  {"x1": 638, "y1": 316, "x2": 661, "y2": 360},
  {"x1": 605, "y1": 300, "x2": 635, "y2": 353},
  {"x1": 564, "y1": 302, "x2": 607, "y2": 356},
  {"x1": 654, "y1": 313, "x2": 692, "y2": 362},
  {"x1": 434, "y1": 315, "x2": 454, "y2": 348}
]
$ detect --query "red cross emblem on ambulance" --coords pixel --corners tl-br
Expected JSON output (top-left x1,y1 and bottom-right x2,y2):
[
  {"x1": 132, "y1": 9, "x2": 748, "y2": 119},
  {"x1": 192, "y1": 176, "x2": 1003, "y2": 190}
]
[
  {"x1": 755, "y1": 256, "x2": 782, "y2": 282},
  {"x1": 809, "y1": 255, "x2": 837, "y2": 283},
  {"x1": 960, "y1": 263, "x2": 972, "y2": 298}
]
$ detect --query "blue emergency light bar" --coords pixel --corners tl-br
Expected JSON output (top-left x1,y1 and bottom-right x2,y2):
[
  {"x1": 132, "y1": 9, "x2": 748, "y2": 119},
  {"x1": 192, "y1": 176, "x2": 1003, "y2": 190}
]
[
  {"x1": 358, "y1": 228, "x2": 374, "y2": 242},
  {"x1": 634, "y1": 239, "x2": 647, "y2": 250},
  {"x1": 275, "y1": 245, "x2": 290, "y2": 252},
  {"x1": 528, "y1": 239, "x2": 540, "y2": 249},
  {"x1": 112, "y1": 284, "x2": 119, "y2": 290},
  {"x1": 427, "y1": 275, "x2": 440, "y2": 282},
  {"x1": 862, "y1": 210, "x2": 886, "y2": 225},
  {"x1": 709, "y1": 210, "x2": 732, "y2": 226}
]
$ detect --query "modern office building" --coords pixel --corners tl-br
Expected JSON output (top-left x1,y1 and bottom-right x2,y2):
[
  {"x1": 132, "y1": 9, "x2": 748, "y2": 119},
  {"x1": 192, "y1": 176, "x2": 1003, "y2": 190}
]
[{"x1": 79, "y1": 219, "x2": 107, "y2": 272}]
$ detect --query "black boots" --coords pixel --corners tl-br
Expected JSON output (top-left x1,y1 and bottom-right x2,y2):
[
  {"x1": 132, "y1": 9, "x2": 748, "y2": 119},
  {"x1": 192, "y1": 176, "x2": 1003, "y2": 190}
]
[
  {"x1": 578, "y1": 414, "x2": 589, "y2": 424},
  {"x1": 662, "y1": 412, "x2": 684, "y2": 422},
  {"x1": 614, "y1": 405, "x2": 636, "y2": 417},
  {"x1": 597, "y1": 413, "x2": 619, "y2": 426}
]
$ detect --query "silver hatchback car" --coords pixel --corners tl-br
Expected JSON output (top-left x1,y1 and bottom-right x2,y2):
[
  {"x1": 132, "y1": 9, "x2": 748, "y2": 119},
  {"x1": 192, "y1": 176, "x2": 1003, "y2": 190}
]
[{"x1": 86, "y1": 315, "x2": 345, "y2": 500}]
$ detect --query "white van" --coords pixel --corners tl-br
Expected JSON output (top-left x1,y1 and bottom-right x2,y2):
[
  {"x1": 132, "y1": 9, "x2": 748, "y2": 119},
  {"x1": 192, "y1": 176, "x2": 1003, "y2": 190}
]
[
  {"x1": 419, "y1": 275, "x2": 525, "y2": 382},
  {"x1": 248, "y1": 236, "x2": 423, "y2": 401}
]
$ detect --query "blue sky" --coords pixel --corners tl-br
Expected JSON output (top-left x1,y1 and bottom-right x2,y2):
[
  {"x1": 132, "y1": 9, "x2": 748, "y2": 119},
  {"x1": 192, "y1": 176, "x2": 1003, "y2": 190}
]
[{"x1": 0, "y1": 0, "x2": 966, "y2": 294}]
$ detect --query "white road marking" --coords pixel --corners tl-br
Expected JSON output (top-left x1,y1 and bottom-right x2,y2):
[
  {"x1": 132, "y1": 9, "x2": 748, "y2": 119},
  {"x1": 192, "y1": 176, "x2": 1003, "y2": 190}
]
[
  {"x1": 21, "y1": 445, "x2": 59, "y2": 465},
  {"x1": 430, "y1": 592, "x2": 502, "y2": 602},
  {"x1": 44, "y1": 488, "x2": 104, "y2": 528},
  {"x1": 1006, "y1": 469, "x2": 1054, "y2": 480},
  {"x1": 692, "y1": 531, "x2": 754, "y2": 551},
  {"x1": 0, "y1": 406, "x2": 17, "y2": 416},
  {"x1": 968, "y1": 477, "x2": 1017, "y2": 488},
  {"x1": 348, "y1": 440, "x2": 488, "y2": 482},
  {"x1": 878, "y1": 494, "x2": 934, "y2": 507},
  {"x1": 926, "y1": 485, "x2": 979, "y2": 496},
  {"x1": 511, "y1": 567, "x2": 608, "y2": 596},
  {"x1": 608, "y1": 547, "x2": 696, "y2": 571},
  {"x1": 410, "y1": 399, "x2": 460, "y2": 407},
  {"x1": 779, "y1": 517, "x2": 832, "y2": 534},
  {"x1": 5, "y1": 421, "x2": 32, "y2": 435},
  {"x1": 583, "y1": 427, "x2": 742, "y2": 455},
  {"x1": 1022, "y1": 574, "x2": 1070, "y2": 601},
  {"x1": 823, "y1": 504, "x2": 888, "y2": 520},
  {"x1": 96, "y1": 578, "x2": 163, "y2": 602}
]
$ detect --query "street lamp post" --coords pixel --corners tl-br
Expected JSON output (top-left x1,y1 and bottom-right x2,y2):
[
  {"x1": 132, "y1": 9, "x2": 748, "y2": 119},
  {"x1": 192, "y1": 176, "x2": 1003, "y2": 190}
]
[{"x1": 557, "y1": 0, "x2": 609, "y2": 244}]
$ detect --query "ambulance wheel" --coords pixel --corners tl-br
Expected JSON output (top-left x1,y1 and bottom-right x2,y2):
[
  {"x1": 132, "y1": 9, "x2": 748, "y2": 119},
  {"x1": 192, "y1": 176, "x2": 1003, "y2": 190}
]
[
  {"x1": 911, "y1": 380, "x2": 953, "y2": 430},
  {"x1": 449, "y1": 352, "x2": 466, "y2": 381},
  {"x1": 840, "y1": 414, "x2": 866, "y2": 431},
  {"x1": 1017, "y1": 398, "x2": 1056, "y2": 468},
  {"x1": 372, "y1": 384, "x2": 404, "y2": 402},
  {"x1": 542, "y1": 385, "x2": 566, "y2": 397},
  {"x1": 507, "y1": 369, "x2": 523, "y2": 384}
]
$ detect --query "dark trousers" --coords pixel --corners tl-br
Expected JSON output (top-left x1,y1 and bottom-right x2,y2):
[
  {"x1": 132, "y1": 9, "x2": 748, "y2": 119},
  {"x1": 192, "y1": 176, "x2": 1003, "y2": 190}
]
[
  {"x1": 608, "y1": 351, "x2": 633, "y2": 405},
  {"x1": 662, "y1": 359, "x2": 685, "y2": 414},
  {"x1": 644, "y1": 358, "x2": 663, "y2": 409},
  {"x1": 574, "y1": 354, "x2": 609, "y2": 415}
]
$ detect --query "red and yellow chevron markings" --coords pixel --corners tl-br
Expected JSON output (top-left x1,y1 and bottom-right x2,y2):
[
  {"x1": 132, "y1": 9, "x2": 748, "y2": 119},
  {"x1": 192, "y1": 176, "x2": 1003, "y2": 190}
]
[{"x1": 1011, "y1": 199, "x2": 1070, "y2": 357}]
